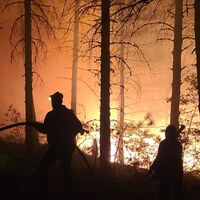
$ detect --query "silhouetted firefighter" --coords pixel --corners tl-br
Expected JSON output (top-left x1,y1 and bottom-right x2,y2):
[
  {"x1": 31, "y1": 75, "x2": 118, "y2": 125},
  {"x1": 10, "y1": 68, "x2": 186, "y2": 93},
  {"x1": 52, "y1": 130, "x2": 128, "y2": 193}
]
[
  {"x1": 31, "y1": 91, "x2": 84, "y2": 199},
  {"x1": 149, "y1": 125, "x2": 185, "y2": 200}
]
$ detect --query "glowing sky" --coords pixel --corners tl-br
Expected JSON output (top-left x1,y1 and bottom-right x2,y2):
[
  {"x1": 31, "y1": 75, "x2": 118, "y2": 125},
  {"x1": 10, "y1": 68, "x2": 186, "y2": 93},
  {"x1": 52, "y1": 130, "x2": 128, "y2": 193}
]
[
  {"x1": 0, "y1": 25, "x2": 173, "y2": 126},
  {"x1": 0, "y1": 1, "x2": 186, "y2": 129}
]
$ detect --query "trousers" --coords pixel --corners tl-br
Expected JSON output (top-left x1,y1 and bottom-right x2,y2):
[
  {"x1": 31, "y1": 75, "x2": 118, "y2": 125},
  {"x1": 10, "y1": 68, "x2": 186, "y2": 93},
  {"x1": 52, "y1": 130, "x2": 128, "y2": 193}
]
[{"x1": 38, "y1": 147, "x2": 73, "y2": 198}]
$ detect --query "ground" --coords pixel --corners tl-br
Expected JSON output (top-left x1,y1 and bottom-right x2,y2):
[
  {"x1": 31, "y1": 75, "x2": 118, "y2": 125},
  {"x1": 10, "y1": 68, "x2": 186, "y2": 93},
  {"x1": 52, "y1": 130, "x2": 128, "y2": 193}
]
[{"x1": 0, "y1": 140, "x2": 200, "y2": 200}]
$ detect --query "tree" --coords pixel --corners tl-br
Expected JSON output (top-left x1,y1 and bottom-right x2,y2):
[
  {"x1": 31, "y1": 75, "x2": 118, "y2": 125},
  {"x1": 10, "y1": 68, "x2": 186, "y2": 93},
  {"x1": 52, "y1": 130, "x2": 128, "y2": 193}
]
[
  {"x1": 99, "y1": 0, "x2": 151, "y2": 171},
  {"x1": 24, "y1": 0, "x2": 38, "y2": 155},
  {"x1": 71, "y1": 0, "x2": 80, "y2": 114},
  {"x1": 116, "y1": 0, "x2": 126, "y2": 164},
  {"x1": 117, "y1": 41, "x2": 125, "y2": 164},
  {"x1": 146, "y1": 0, "x2": 191, "y2": 128},
  {"x1": 59, "y1": 0, "x2": 156, "y2": 172},
  {"x1": 5, "y1": 0, "x2": 54, "y2": 155},
  {"x1": 194, "y1": 0, "x2": 200, "y2": 113},
  {"x1": 170, "y1": 0, "x2": 183, "y2": 128},
  {"x1": 100, "y1": 0, "x2": 111, "y2": 172},
  {"x1": 142, "y1": 0, "x2": 184, "y2": 128}
]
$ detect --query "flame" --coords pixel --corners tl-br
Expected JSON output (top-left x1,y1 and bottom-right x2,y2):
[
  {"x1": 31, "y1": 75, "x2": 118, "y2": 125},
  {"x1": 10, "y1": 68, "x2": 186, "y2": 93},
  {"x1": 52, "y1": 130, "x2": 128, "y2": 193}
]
[{"x1": 76, "y1": 129, "x2": 200, "y2": 172}]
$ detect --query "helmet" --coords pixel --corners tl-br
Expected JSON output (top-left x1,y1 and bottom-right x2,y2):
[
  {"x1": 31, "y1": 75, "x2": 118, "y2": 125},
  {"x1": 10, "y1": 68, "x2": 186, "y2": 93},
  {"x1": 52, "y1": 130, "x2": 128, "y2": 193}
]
[
  {"x1": 165, "y1": 125, "x2": 177, "y2": 139},
  {"x1": 50, "y1": 92, "x2": 63, "y2": 103}
]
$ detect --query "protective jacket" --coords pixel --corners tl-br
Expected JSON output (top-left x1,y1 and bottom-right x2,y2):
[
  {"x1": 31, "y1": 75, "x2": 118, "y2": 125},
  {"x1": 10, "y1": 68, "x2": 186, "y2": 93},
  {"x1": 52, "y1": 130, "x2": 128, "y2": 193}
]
[
  {"x1": 35, "y1": 105, "x2": 82, "y2": 152},
  {"x1": 150, "y1": 138, "x2": 183, "y2": 181}
]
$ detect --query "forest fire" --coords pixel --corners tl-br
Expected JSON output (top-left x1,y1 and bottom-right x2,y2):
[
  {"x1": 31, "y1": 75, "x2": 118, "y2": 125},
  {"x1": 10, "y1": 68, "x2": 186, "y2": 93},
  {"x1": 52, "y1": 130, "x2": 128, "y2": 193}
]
[
  {"x1": 1, "y1": 104, "x2": 199, "y2": 173},
  {"x1": 1, "y1": 0, "x2": 200, "y2": 199},
  {"x1": 77, "y1": 126, "x2": 200, "y2": 172}
]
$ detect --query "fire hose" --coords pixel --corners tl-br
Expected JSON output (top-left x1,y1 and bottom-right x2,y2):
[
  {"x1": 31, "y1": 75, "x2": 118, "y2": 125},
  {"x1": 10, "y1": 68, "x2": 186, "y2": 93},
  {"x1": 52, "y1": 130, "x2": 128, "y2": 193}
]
[
  {"x1": 0, "y1": 122, "x2": 30, "y2": 132},
  {"x1": 0, "y1": 122, "x2": 98, "y2": 199}
]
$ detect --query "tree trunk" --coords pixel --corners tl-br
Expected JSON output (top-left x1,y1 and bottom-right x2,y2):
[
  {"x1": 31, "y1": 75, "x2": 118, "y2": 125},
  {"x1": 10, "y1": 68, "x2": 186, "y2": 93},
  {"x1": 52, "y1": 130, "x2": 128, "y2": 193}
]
[
  {"x1": 71, "y1": 0, "x2": 80, "y2": 114},
  {"x1": 100, "y1": 0, "x2": 111, "y2": 172},
  {"x1": 170, "y1": 0, "x2": 183, "y2": 128},
  {"x1": 118, "y1": 42, "x2": 125, "y2": 164},
  {"x1": 194, "y1": 0, "x2": 200, "y2": 113},
  {"x1": 117, "y1": 0, "x2": 125, "y2": 164},
  {"x1": 24, "y1": 0, "x2": 39, "y2": 156}
]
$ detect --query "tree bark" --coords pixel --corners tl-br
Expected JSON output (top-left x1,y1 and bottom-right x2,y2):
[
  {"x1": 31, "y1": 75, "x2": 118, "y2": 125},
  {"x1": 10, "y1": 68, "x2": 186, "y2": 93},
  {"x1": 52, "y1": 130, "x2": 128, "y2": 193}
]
[
  {"x1": 194, "y1": 0, "x2": 200, "y2": 113},
  {"x1": 71, "y1": 0, "x2": 80, "y2": 114},
  {"x1": 170, "y1": 0, "x2": 183, "y2": 128},
  {"x1": 24, "y1": 0, "x2": 39, "y2": 156},
  {"x1": 100, "y1": 0, "x2": 111, "y2": 172}
]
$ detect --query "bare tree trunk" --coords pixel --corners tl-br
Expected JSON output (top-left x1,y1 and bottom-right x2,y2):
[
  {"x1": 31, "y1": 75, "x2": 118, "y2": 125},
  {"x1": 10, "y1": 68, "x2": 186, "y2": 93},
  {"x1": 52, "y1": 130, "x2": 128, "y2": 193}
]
[
  {"x1": 194, "y1": 0, "x2": 200, "y2": 113},
  {"x1": 24, "y1": 0, "x2": 39, "y2": 155},
  {"x1": 118, "y1": 42, "x2": 125, "y2": 164},
  {"x1": 117, "y1": 0, "x2": 125, "y2": 164},
  {"x1": 170, "y1": 0, "x2": 183, "y2": 128},
  {"x1": 100, "y1": 0, "x2": 111, "y2": 172},
  {"x1": 71, "y1": 0, "x2": 80, "y2": 114}
]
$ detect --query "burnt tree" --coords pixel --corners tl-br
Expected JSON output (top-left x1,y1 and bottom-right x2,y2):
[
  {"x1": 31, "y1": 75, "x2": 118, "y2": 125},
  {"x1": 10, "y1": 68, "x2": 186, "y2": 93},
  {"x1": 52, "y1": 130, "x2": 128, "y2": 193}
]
[
  {"x1": 71, "y1": 0, "x2": 80, "y2": 114},
  {"x1": 5, "y1": 0, "x2": 55, "y2": 155},
  {"x1": 194, "y1": 0, "x2": 200, "y2": 113},
  {"x1": 100, "y1": 0, "x2": 111, "y2": 171},
  {"x1": 170, "y1": 0, "x2": 183, "y2": 128},
  {"x1": 24, "y1": 0, "x2": 39, "y2": 155}
]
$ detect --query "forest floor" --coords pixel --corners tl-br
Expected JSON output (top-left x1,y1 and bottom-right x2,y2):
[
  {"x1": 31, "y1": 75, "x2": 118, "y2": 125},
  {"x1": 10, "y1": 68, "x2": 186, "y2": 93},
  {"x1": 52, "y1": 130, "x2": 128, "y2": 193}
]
[{"x1": 0, "y1": 139, "x2": 200, "y2": 200}]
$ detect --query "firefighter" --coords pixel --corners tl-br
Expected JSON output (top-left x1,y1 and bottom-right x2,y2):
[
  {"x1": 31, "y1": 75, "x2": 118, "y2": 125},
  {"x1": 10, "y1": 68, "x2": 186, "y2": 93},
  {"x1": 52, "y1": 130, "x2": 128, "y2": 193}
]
[
  {"x1": 31, "y1": 91, "x2": 84, "y2": 199},
  {"x1": 149, "y1": 125, "x2": 184, "y2": 200}
]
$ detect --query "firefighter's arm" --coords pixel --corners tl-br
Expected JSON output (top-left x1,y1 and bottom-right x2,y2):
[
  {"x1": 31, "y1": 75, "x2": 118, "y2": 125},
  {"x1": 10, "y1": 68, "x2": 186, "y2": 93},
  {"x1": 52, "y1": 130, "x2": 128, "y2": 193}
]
[
  {"x1": 70, "y1": 109, "x2": 88, "y2": 135},
  {"x1": 149, "y1": 143, "x2": 162, "y2": 174},
  {"x1": 28, "y1": 122, "x2": 46, "y2": 134}
]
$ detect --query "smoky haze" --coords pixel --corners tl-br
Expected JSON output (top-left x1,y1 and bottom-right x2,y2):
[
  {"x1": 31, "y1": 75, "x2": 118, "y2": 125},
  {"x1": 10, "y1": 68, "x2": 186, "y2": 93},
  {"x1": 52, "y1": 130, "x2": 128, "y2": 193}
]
[
  {"x1": 0, "y1": 2, "x2": 186, "y2": 128},
  {"x1": 0, "y1": 28, "x2": 173, "y2": 127}
]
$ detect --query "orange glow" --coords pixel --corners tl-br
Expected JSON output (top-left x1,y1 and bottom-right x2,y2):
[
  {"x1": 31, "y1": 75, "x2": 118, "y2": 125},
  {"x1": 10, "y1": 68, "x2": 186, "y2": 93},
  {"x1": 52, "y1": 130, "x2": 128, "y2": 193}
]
[
  {"x1": 76, "y1": 128, "x2": 200, "y2": 172},
  {"x1": 0, "y1": 1, "x2": 199, "y2": 175}
]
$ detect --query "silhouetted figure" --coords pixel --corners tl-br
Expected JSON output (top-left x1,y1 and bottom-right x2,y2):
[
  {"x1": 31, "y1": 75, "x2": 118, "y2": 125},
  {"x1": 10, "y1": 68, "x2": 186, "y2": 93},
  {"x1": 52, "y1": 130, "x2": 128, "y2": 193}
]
[
  {"x1": 32, "y1": 92, "x2": 84, "y2": 199},
  {"x1": 149, "y1": 125, "x2": 184, "y2": 200}
]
